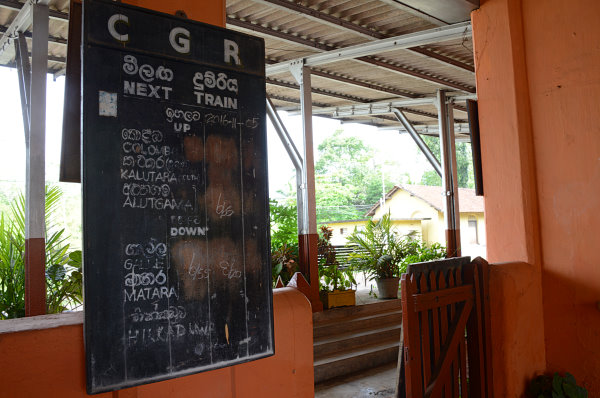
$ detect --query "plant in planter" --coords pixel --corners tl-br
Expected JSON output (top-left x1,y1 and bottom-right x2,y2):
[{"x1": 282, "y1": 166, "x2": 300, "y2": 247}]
[
  {"x1": 346, "y1": 213, "x2": 446, "y2": 299},
  {"x1": 271, "y1": 242, "x2": 299, "y2": 287},
  {"x1": 346, "y1": 213, "x2": 408, "y2": 299},
  {"x1": 318, "y1": 225, "x2": 356, "y2": 309},
  {"x1": 527, "y1": 372, "x2": 588, "y2": 398},
  {"x1": 269, "y1": 199, "x2": 299, "y2": 287}
]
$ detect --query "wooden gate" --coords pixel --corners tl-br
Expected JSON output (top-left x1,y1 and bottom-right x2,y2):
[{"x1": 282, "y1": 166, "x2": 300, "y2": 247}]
[{"x1": 397, "y1": 257, "x2": 492, "y2": 398}]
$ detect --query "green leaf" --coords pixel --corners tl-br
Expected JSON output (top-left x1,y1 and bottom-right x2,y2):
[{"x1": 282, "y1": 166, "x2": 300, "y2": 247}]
[{"x1": 553, "y1": 373, "x2": 564, "y2": 395}]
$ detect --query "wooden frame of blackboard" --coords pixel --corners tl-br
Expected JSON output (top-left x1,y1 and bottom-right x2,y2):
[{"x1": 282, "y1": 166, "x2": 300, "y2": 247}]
[{"x1": 81, "y1": 0, "x2": 274, "y2": 393}]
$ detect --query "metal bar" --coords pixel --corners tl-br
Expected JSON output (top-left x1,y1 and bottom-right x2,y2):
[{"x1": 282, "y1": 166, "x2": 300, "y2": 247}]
[
  {"x1": 0, "y1": 25, "x2": 68, "y2": 45},
  {"x1": 266, "y1": 95, "x2": 305, "y2": 234},
  {"x1": 309, "y1": 68, "x2": 419, "y2": 99},
  {"x1": 266, "y1": 22, "x2": 472, "y2": 74},
  {"x1": 377, "y1": 0, "x2": 448, "y2": 26},
  {"x1": 230, "y1": 17, "x2": 474, "y2": 93},
  {"x1": 24, "y1": 1, "x2": 48, "y2": 316},
  {"x1": 290, "y1": 62, "x2": 318, "y2": 237},
  {"x1": 14, "y1": 33, "x2": 30, "y2": 145},
  {"x1": 292, "y1": 94, "x2": 476, "y2": 117},
  {"x1": 377, "y1": 122, "x2": 471, "y2": 134},
  {"x1": 267, "y1": 77, "x2": 369, "y2": 103},
  {"x1": 254, "y1": 0, "x2": 474, "y2": 73},
  {"x1": 0, "y1": 0, "x2": 68, "y2": 21},
  {"x1": 393, "y1": 108, "x2": 442, "y2": 176},
  {"x1": 0, "y1": 0, "x2": 32, "y2": 62},
  {"x1": 357, "y1": 57, "x2": 475, "y2": 93},
  {"x1": 408, "y1": 47, "x2": 474, "y2": 73},
  {"x1": 227, "y1": 17, "x2": 332, "y2": 52},
  {"x1": 437, "y1": 90, "x2": 461, "y2": 257},
  {"x1": 266, "y1": 96, "x2": 303, "y2": 171}
]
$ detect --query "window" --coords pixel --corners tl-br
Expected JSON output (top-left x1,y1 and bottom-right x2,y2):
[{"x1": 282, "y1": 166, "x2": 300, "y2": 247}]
[{"x1": 468, "y1": 217, "x2": 479, "y2": 244}]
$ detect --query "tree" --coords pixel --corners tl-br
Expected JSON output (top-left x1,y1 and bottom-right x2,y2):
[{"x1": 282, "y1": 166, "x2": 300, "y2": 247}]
[
  {"x1": 419, "y1": 135, "x2": 474, "y2": 188},
  {"x1": 315, "y1": 130, "x2": 395, "y2": 222},
  {"x1": 0, "y1": 185, "x2": 82, "y2": 319}
]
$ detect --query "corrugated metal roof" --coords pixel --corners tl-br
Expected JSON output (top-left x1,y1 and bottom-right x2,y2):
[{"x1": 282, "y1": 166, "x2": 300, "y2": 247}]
[{"x1": 0, "y1": 0, "x2": 477, "y2": 133}]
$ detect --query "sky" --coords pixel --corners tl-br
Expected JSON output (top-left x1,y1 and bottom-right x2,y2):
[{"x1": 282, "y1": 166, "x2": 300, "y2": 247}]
[{"x1": 0, "y1": 67, "x2": 433, "y2": 201}]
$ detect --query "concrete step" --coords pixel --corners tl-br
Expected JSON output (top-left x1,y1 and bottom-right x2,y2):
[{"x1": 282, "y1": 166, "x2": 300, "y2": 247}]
[
  {"x1": 313, "y1": 323, "x2": 402, "y2": 360},
  {"x1": 313, "y1": 299, "x2": 401, "y2": 326},
  {"x1": 313, "y1": 309, "x2": 402, "y2": 339},
  {"x1": 313, "y1": 338, "x2": 400, "y2": 383}
]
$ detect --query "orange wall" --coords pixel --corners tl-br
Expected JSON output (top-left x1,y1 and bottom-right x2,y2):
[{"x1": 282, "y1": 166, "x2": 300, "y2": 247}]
[
  {"x1": 122, "y1": 0, "x2": 226, "y2": 27},
  {"x1": 473, "y1": 0, "x2": 600, "y2": 395},
  {"x1": 0, "y1": 288, "x2": 314, "y2": 398}
]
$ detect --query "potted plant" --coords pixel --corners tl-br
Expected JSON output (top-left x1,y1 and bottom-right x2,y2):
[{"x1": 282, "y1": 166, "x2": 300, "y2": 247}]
[
  {"x1": 346, "y1": 213, "x2": 407, "y2": 299},
  {"x1": 318, "y1": 226, "x2": 356, "y2": 309},
  {"x1": 527, "y1": 372, "x2": 588, "y2": 398}
]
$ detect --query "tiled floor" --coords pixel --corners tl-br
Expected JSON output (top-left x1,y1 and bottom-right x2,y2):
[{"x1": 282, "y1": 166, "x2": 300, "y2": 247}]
[{"x1": 314, "y1": 362, "x2": 399, "y2": 398}]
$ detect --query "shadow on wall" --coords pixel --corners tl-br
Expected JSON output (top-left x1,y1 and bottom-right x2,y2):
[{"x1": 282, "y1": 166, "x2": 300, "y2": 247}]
[{"x1": 541, "y1": 267, "x2": 600, "y2": 394}]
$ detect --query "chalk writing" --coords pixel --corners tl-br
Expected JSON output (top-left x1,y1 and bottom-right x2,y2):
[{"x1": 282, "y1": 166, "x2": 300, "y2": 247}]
[
  {"x1": 130, "y1": 306, "x2": 187, "y2": 323},
  {"x1": 219, "y1": 260, "x2": 242, "y2": 279},
  {"x1": 127, "y1": 322, "x2": 209, "y2": 346},
  {"x1": 123, "y1": 55, "x2": 174, "y2": 82},
  {"x1": 193, "y1": 70, "x2": 237, "y2": 94},
  {"x1": 165, "y1": 107, "x2": 202, "y2": 123},
  {"x1": 124, "y1": 286, "x2": 179, "y2": 302},
  {"x1": 125, "y1": 239, "x2": 168, "y2": 258},
  {"x1": 187, "y1": 252, "x2": 210, "y2": 280},
  {"x1": 124, "y1": 269, "x2": 167, "y2": 287},
  {"x1": 216, "y1": 193, "x2": 233, "y2": 218}
]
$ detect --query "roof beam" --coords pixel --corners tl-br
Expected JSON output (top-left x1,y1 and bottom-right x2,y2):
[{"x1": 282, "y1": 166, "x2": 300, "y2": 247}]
[
  {"x1": 376, "y1": 0, "x2": 448, "y2": 26},
  {"x1": 267, "y1": 77, "x2": 457, "y2": 121},
  {"x1": 0, "y1": 0, "x2": 68, "y2": 21},
  {"x1": 0, "y1": 25, "x2": 67, "y2": 45},
  {"x1": 297, "y1": 94, "x2": 476, "y2": 117},
  {"x1": 228, "y1": 17, "x2": 474, "y2": 93},
  {"x1": 266, "y1": 22, "x2": 472, "y2": 71},
  {"x1": 0, "y1": 0, "x2": 33, "y2": 63},
  {"x1": 309, "y1": 68, "x2": 419, "y2": 98},
  {"x1": 267, "y1": 77, "x2": 371, "y2": 103},
  {"x1": 253, "y1": 0, "x2": 474, "y2": 73},
  {"x1": 266, "y1": 58, "x2": 420, "y2": 99}
]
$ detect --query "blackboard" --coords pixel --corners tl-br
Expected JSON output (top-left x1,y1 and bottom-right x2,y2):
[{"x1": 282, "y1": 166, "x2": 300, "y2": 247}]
[{"x1": 81, "y1": 0, "x2": 273, "y2": 394}]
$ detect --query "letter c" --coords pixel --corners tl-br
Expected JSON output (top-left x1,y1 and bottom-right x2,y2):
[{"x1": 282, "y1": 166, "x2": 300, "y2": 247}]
[
  {"x1": 169, "y1": 27, "x2": 190, "y2": 54},
  {"x1": 108, "y1": 14, "x2": 129, "y2": 43}
]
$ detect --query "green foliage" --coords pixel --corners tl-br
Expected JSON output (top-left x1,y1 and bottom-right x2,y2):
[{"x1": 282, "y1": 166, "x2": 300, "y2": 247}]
[
  {"x1": 420, "y1": 136, "x2": 474, "y2": 189},
  {"x1": 315, "y1": 130, "x2": 395, "y2": 222},
  {"x1": 527, "y1": 373, "x2": 588, "y2": 398},
  {"x1": 347, "y1": 213, "x2": 446, "y2": 280},
  {"x1": 0, "y1": 185, "x2": 82, "y2": 319},
  {"x1": 400, "y1": 239, "x2": 446, "y2": 274},
  {"x1": 346, "y1": 214, "x2": 408, "y2": 280},
  {"x1": 269, "y1": 199, "x2": 299, "y2": 286},
  {"x1": 318, "y1": 226, "x2": 355, "y2": 292}
]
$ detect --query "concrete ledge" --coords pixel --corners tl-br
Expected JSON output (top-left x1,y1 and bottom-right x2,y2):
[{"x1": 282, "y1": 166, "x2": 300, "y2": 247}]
[
  {"x1": 0, "y1": 288, "x2": 314, "y2": 397},
  {"x1": 0, "y1": 311, "x2": 83, "y2": 334}
]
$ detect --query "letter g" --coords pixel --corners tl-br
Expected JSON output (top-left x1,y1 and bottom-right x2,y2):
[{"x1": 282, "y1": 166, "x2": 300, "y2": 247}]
[{"x1": 170, "y1": 27, "x2": 190, "y2": 54}]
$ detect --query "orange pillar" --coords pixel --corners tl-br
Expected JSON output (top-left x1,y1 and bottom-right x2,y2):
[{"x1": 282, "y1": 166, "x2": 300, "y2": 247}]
[{"x1": 471, "y1": 0, "x2": 546, "y2": 396}]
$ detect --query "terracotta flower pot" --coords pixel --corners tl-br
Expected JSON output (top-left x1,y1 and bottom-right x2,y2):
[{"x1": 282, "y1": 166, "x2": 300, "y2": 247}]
[{"x1": 376, "y1": 277, "x2": 400, "y2": 299}]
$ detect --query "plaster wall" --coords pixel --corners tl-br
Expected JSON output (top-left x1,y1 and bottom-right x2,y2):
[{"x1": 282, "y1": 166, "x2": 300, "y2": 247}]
[
  {"x1": 373, "y1": 189, "x2": 441, "y2": 244},
  {"x1": 0, "y1": 288, "x2": 314, "y2": 398},
  {"x1": 473, "y1": 0, "x2": 600, "y2": 394},
  {"x1": 520, "y1": 0, "x2": 600, "y2": 392}
]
